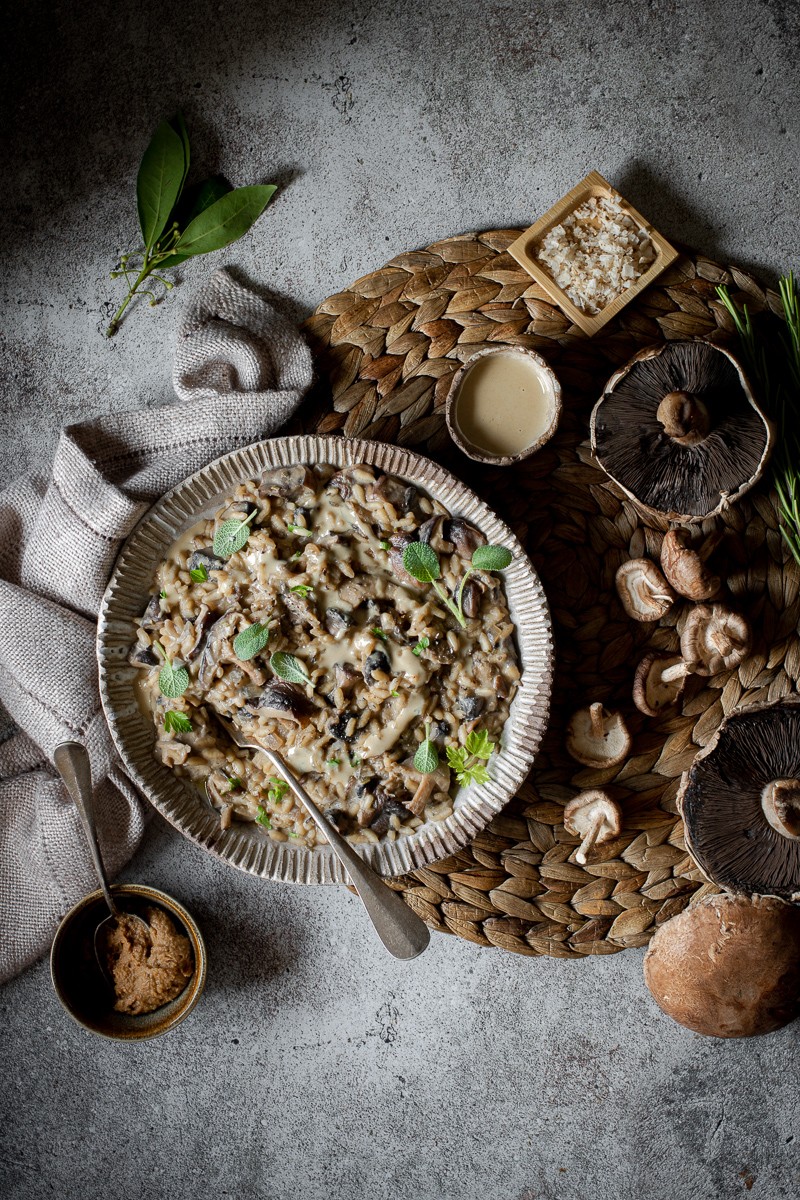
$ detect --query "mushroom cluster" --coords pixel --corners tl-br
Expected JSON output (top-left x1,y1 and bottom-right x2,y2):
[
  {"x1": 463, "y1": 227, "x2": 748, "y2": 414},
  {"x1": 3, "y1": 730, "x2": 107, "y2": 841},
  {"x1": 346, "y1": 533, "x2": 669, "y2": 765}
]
[
  {"x1": 591, "y1": 340, "x2": 774, "y2": 522},
  {"x1": 614, "y1": 526, "x2": 752, "y2": 719}
]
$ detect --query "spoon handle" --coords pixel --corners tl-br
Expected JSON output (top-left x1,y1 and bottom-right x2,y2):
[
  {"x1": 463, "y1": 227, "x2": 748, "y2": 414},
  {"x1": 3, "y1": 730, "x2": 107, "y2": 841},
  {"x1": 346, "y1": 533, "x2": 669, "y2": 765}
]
[
  {"x1": 261, "y1": 749, "x2": 430, "y2": 960},
  {"x1": 53, "y1": 742, "x2": 118, "y2": 917}
]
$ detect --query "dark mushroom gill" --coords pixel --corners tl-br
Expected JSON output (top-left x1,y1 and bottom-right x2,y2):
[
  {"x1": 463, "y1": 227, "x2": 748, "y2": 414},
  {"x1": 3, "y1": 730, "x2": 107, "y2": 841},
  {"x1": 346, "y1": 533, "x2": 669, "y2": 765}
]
[
  {"x1": 682, "y1": 704, "x2": 800, "y2": 898},
  {"x1": 593, "y1": 342, "x2": 769, "y2": 516}
]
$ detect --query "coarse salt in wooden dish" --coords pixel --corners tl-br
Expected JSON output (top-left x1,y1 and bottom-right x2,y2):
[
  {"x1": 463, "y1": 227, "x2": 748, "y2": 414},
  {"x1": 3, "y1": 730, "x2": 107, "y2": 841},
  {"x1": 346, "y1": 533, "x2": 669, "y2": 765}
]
[{"x1": 508, "y1": 171, "x2": 680, "y2": 336}]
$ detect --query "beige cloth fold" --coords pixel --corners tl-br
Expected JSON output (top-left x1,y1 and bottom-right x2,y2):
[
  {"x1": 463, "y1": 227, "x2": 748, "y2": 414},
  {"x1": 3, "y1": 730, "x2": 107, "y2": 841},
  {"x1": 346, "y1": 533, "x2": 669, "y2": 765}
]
[{"x1": 0, "y1": 268, "x2": 313, "y2": 982}]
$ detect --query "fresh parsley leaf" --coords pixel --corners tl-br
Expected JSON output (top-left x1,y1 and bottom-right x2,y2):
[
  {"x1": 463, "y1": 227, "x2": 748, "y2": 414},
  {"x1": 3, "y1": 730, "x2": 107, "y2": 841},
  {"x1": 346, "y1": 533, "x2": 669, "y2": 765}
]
[
  {"x1": 213, "y1": 509, "x2": 257, "y2": 558},
  {"x1": 372, "y1": 626, "x2": 389, "y2": 642},
  {"x1": 379, "y1": 540, "x2": 391, "y2": 551},
  {"x1": 270, "y1": 651, "x2": 311, "y2": 685},
  {"x1": 461, "y1": 762, "x2": 491, "y2": 787},
  {"x1": 255, "y1": 805, "x2": 272, "y2": 829},
  {"x1": 158, "y1": 660, "x2": 189, "y2": 699},
  {"x1": 412, "y1": 636, "x2": 430, "y2": 657},
  {"x1": 189, "y1": 563, "x2": 208, "y2": 583},
  {"x1": 464, "y1": 729, "x2": 495, "y2": 761},
  {"x1": 289, "y1": 584, "x2": 314, "y2": 599},
  {"x1": 266, "y1": 777, "x2": 289, "y2": 805},
  {"x1": 164, "y1": 710, "x2": 192, "y2": 734},
  {"x1": 286, "y1": 522, "x2": 312, "y2": 537},
  {"x1": 471, "y1": 544, "x2": 513, "y2": 572},
  {"x1": 233, "y1": 621, "x2": 271, "y2": 661},
  {"x1": 446, "y1": 745, "x2": 469, "y2": 774},
  {"x1": 414, "y1": 724, "x2": 439, "y2": 774},
  {"x1": 390, "y1": 689, "x2": 399, "y2": 698},
  {"x1": 402, "y1": 541, "x2": 440, "y2": 583}
]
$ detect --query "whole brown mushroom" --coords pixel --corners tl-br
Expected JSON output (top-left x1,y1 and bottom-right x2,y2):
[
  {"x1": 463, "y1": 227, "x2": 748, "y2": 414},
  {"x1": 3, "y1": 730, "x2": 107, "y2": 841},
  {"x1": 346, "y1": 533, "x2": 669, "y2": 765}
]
[
  {"x1": 660, "y1": 528, "x2": 722, "y2": 601},
  {"x1": 680, "y1": 603, "x2": 751, "y2": 675},
  {"x1": 643, "y1": 892, "x2": 800, "y2": 1038},
  {"x1": 563, "y1": 790, "x2": 622, "y2": 864},
  {"x1": 566, "y1": 703, "x2": 631, "y2": 769},
  {"x1": 633, "y1": 652, "x2": 687, "y2": 716},
  {"x1": 615, "y1": 559, "x2": 675, "y2": 621}
]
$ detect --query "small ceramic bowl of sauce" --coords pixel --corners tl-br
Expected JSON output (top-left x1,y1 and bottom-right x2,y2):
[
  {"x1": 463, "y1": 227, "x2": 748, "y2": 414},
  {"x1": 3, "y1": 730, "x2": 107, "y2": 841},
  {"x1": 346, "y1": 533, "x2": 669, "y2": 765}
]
[
  {"x1": 50, "y1": 883, "x2": 206, "y2": 1041},
  {"x1": 445, "y1": 346, "x2": 562, "y2": 465}
]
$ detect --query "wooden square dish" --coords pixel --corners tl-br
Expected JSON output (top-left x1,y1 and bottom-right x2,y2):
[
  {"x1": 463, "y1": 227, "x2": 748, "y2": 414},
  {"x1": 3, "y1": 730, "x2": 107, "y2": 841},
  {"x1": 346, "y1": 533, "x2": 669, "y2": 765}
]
[{"x1": 509, "y1": 170, "x2": 679, "y2": 336}]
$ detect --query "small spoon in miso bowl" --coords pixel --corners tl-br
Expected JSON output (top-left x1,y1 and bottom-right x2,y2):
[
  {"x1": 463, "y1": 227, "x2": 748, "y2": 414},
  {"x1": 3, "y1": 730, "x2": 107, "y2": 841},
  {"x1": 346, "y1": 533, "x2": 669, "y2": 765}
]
[{"x1": 52, "y1": 742, "x2": 151, "y2": 987}]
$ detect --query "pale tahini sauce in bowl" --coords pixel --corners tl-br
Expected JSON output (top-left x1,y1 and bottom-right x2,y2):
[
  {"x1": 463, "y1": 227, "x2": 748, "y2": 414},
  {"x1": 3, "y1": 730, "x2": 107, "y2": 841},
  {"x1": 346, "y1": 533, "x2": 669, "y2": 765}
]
[{"x1": 446, "y1": 347, "x2": 562, "y2": 465}]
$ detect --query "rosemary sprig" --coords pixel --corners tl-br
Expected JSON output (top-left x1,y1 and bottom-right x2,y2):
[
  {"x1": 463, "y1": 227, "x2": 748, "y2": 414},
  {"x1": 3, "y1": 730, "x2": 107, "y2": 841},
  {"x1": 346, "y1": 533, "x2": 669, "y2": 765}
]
[{"x1": 717, "y1": 274, "x2": 800, "y2": 567}]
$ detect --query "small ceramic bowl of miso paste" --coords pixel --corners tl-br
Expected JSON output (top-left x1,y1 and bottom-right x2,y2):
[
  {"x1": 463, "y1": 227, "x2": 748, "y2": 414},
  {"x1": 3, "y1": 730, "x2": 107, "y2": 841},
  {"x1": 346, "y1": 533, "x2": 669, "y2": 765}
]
[{"x1": 445, "y1": 346, "x2": 562, "y2": 465}]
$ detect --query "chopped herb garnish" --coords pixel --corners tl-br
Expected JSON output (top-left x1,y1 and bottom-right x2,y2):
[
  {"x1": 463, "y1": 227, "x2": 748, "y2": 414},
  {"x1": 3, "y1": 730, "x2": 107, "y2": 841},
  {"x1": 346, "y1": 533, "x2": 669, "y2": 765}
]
[
  {"x1": 159, "y1": 588, "x2": 167, "y2": 599},
  {"x1": 289, "y1": 550, "x2": 303, "y2": 562},
  {"x1": 412, "y1": 636, "x2": 430, "y2": 657},
  {"x1": 390, "y1": 689, "x2": 399, "y2": 698},
  {"x1": 226, "y1": 775, "x2": 243, "y2": 792},
  {"x1": 266, "y1": 777, "x2": 289, "y2": 805},
  {"x1": 289, "y1": 583, "x2": 314, "y2": 599},
  {"x1": 233, "y1": 621, "x2": 271, "y2": 661},
  {"x1": 287, "y1": 830, "x2": 298, "y2": 839},
  {"x1": 154, "y1": 642, "x2": 190, "y2": 699},
  {"x1": 213, "y1": 509, "x2": 257, "y2": 558},
  {"x1": 372, "y1": 626, "x2": 389, "y2": 642},
  {"x1": 189, "y1": 563, "x2": 208, "y2": 583},
  {"x1": 327, "y1": 757, "x2": 341, "y2": 767},
  {"x1": 446, "y1": 728, "x2": 496, "y2": 788},
  {"x1": 270, "y1": 651, "x2": 311, "y2": 686},
  {"x1": 379, "y1": 540, "x2": 391, "y2": 551},
  {"x1": 350, "y1": 755, "x2": 361, "y2": 768},
  {"x1": 255, "y1": 805, "x2": 272, "y2": 829},
  {"x1": 286, "y1": 522, "x2": 312, "y2": 537},
  {"x1": 414, "y1": 722, "x2": 439, "y2": 774},
  {"x1": 164, "y1": 710, "x2": 192, "y2": 734}
]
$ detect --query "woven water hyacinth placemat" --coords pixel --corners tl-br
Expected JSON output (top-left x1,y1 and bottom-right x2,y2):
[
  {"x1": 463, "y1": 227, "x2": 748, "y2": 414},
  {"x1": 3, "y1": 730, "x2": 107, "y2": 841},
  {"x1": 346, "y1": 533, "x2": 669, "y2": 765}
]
[{"x1": 297, "y1": 231, "x2": 800, "y2": 958}]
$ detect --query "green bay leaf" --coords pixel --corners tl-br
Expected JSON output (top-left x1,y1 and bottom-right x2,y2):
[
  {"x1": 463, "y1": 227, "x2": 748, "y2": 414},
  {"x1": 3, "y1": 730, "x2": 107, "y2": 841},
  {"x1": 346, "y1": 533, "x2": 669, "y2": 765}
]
[
  {"x1": 170, "y1": 184, "x2": 276, "y2": 260},
  {"x1": 136, "y1": 119, "x2": 187, "y2": 250}
]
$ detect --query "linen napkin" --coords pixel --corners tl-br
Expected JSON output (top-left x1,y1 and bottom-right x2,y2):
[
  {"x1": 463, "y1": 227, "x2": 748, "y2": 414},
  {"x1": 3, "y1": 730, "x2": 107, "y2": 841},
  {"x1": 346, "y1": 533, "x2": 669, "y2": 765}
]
[{"x1": 0, "y1": 268, "x2": 313, "y2": 983}]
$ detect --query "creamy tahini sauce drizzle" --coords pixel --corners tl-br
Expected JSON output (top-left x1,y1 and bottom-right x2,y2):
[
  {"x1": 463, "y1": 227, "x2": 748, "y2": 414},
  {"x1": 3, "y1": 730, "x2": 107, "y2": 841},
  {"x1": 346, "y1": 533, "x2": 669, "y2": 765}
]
[{"x1": 454, "y1": 352, "x2": 556, "y2": 457}]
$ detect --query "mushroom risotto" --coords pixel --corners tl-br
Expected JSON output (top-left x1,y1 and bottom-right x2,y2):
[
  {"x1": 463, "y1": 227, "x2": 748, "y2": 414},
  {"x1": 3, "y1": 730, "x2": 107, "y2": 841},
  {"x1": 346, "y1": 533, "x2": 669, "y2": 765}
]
[{"x1": 130, "y1": 463, "x2": 520, "y2": 846}]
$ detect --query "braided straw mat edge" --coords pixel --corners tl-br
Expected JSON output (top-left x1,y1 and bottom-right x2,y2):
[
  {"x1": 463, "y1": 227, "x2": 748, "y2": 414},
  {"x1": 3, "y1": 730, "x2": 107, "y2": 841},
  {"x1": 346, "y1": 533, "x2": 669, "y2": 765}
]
[{"x1": 296, "y1": 231, "x2": 800, "y2": 959}]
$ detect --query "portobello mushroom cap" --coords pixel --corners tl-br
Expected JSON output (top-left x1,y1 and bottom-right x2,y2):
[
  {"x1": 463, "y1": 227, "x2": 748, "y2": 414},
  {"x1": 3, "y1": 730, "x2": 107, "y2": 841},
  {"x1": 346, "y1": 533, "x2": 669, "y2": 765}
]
[
  {"x1": 678, "y1": 699, "x2": 800, "y2": 900},
  {"x1": 643, "y1": 892, "x2": 800, "y2": 1038},
  {"x1": 590, "y1": 341, "x2": 774, "y2": 522}
]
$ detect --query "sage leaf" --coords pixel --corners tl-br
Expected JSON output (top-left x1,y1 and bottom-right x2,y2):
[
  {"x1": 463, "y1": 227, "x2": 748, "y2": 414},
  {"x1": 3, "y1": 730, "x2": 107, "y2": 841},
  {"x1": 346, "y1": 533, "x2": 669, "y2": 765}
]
[
  {"x1": 269, "y1": 651, "x2": 310, "y2": 686},
  {"x1": 472, "y1": 545, "x2": 513, "y2": 572},
  {"x1": 136, "y1": 119, "x2": 187, "y2": 251},
  {"x1": 402, "y1": 541, "x2": 440, "y2": 583},
  {"x1": 413, "y1": 735, "x2": 439, "y2": 775},
  {"x1": 164, "y1": 710, "x2": 192, "y2": 734},
  {"x1": 213, "y1": 510, "x2": 257, "y2": 558},
  {"x1": 233, "y1": 621, "x2": 271, "y2": 661},
  {"x1": 159, "y1": 661, "x2": 189, "y2": 699},
  {"x1": 170, "y1": 184, "x2": 276, "y2": 259}
]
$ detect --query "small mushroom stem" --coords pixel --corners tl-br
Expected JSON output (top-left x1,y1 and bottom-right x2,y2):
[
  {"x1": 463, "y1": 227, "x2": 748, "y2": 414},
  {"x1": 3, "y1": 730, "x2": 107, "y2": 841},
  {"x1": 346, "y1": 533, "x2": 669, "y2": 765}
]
[
  {"x1": 661, "y1": 661, "x2": 691, "y2": 684},
  {"x1": 589, "y1": 702, "x2": 605, "y2": 739},
  {"x1": 761, "y1": 778, "x2": 800, "y2": 840},
  {"x1": 656, "y1": 391, "x2": 711, "y2": 446},
  {"x1": 576, "y1": 812, "x2": 605, "y2": 865}
]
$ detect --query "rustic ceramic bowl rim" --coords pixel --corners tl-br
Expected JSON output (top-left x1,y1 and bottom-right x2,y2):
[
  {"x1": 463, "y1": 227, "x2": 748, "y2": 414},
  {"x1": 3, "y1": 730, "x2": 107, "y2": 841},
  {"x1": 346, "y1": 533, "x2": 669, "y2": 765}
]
[
  {"x1": 445, "y1": 346, "x2": 563, "y2": 466},
  {"x1": 97, "y1": 434, "x2": 554, "y2": 885},
  {"x1": 50, "y1": 882, "x2": 207, "y2": 1041}
]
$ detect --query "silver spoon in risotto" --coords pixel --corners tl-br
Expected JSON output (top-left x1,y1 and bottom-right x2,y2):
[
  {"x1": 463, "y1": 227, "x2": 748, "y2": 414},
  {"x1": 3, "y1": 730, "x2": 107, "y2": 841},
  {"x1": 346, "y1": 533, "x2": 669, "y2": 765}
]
[{"x1": 216, "y1": 713, "x2": 430, "y2": 960}]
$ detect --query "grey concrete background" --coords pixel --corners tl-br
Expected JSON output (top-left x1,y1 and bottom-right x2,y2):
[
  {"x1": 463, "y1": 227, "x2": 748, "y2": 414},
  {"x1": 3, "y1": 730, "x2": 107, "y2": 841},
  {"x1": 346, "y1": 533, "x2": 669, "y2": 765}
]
[{"x1": 1, "y1": 2, "x2": 799, "y2": 1198}]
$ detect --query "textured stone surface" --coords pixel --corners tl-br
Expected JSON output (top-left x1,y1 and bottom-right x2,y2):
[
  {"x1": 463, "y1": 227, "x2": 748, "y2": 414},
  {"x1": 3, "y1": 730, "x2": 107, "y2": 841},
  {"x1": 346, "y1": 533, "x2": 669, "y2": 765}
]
[{"x1": 2, "y1": 2, "x2": 799, "y2": 1198}]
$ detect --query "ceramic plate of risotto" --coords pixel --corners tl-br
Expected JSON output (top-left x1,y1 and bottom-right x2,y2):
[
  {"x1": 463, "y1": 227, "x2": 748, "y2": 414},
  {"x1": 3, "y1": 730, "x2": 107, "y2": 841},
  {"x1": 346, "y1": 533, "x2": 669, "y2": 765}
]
[{"x1": 97, "y1": 436, "x2": 553, "y2": 883}]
